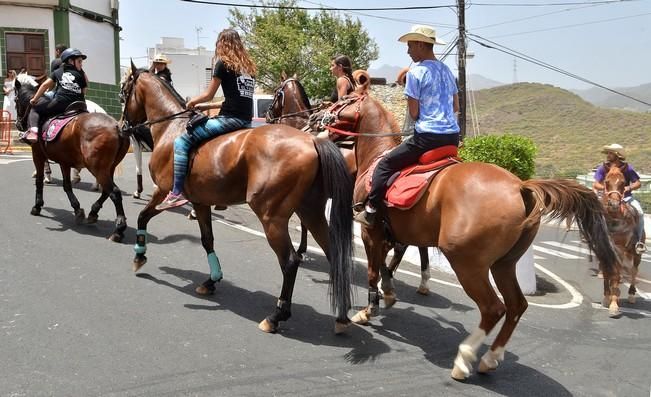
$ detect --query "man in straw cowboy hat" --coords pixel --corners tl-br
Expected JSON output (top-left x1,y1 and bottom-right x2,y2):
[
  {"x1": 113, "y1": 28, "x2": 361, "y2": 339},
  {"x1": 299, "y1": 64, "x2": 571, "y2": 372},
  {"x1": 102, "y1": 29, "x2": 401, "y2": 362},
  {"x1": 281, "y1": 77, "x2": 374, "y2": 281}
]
[
  {"x1": 593, "y1": 143, "x2": 647, "y2": 254},
  {"x1": 355, "y1": 25, "x2": 460, "y2": 226},
  {"x1": 150, "y1": 54, "x2": 172, "y2": 83}
]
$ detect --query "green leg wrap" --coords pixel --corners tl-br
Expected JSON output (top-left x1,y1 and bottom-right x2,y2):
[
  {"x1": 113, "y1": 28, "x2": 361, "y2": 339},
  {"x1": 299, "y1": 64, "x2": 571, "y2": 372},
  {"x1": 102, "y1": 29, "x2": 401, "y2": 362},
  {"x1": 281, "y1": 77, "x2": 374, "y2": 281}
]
[
  {"x1": 208, "y1": 252, "x2": 223, "y2": 281},
  {"x1": 134, "y1": 229, "x2": 147, "y2": 255}
]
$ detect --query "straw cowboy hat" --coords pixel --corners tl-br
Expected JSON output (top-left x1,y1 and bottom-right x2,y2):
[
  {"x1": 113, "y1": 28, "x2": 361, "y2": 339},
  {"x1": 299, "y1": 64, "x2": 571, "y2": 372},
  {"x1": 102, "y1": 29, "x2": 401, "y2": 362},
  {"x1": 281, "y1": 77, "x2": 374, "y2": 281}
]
[
  {"x1": 398, "y1": 25, "x2": 446, "y2": 45},
  {"x1": 152, "y1": 54, "x2": 171, "y2": 64},
  {"x1": 601, "y1": 143, "x2": 626, "y2": 160}
]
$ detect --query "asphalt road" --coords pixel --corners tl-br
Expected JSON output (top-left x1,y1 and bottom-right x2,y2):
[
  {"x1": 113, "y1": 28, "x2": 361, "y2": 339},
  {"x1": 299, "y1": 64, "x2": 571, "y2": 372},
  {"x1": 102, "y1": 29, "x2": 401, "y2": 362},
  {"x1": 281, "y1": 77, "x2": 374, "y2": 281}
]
[{"x1": 1, "y1": 152, "x2": 650, "y2": 397}]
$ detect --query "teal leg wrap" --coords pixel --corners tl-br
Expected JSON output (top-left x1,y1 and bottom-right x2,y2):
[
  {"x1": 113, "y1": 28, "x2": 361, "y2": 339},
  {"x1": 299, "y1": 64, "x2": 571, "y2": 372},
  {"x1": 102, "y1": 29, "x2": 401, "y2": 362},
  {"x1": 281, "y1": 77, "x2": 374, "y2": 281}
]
[
  {"x1": 134, "y1": 229, "x2": 147, "y2": 255},
  {"x1": 208, "y1": 252, "x2": 223, "y2": 281}
]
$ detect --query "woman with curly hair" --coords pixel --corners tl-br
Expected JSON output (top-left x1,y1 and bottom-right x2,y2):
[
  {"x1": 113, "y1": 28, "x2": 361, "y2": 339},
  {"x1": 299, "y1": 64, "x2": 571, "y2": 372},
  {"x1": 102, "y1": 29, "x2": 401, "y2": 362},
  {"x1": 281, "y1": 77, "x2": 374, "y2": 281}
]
[{"x1": 157, "y1": 28, "x2": 257, "y2": 210}]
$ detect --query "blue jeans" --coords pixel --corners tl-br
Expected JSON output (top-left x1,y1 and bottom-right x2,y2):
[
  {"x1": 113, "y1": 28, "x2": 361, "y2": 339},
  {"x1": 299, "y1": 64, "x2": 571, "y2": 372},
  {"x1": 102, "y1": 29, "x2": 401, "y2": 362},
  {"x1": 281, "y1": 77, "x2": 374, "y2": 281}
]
[{"x1": 172, "y1": 116, "x2": 251, "y2": 194}]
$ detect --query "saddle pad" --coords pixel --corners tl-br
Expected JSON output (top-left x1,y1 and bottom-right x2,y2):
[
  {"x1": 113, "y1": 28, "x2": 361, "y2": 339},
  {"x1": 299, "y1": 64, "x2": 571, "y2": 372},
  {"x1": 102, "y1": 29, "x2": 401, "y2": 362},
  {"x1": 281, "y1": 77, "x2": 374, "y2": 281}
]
[
  {"x1": 385, "y1": 158, "x2": 458, "y2": 210},
  {"x1": 42, "y1": 115, "x2": 77, "y2": 142}
]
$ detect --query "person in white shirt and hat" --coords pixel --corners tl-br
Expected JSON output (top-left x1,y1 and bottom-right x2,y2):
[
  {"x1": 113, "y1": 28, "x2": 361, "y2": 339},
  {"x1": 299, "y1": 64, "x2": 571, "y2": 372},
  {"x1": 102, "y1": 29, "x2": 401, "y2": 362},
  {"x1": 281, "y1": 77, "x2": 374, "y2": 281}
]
[
  {"x1": 150, "y1": 54, "x2": 172, "y2": 83},
  {"x1": 593, "y1": 143, "x2": 647, "y2": 254},
  {"x1": 355, "y1": 24, "x2": 460, "y2": 227}
]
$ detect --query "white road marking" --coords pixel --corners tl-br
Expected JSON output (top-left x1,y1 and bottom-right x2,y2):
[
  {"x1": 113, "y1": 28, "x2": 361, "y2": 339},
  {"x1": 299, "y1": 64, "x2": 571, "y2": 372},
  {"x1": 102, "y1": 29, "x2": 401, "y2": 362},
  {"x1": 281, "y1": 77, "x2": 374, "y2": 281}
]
[
  {"x1": 590, "y1": 302, "x2": 651, "y2": 317},
  {"x1": 217, "y1": 217, "x2": 585, "y2": 310},
  {"x1": 0, "y1": 155, "x2": 32, "y2": 164},
  {"x1": 532, "y1": 244, "x2": 582, "y2": 259}
]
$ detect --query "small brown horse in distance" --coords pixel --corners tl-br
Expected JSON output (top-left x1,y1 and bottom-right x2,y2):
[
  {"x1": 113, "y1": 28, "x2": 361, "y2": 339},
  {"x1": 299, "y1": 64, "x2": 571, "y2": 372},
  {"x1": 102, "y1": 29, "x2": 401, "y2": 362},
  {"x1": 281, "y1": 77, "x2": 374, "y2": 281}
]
[
  {"x1": 266, "y1": 76, "x2": 433, "y2": 296},
  {"x1": 14, "y1": 75, "x2": 130, "y2": 241},
  {"x1": 599, "y1": 164, "x2": 644, "y2": 316},
  {"x1": 120, "y1": 65, "x2": 354, "y2": 333},
  {"x1": 327, "y1": 95, "x2": 618, "y2": 380}
]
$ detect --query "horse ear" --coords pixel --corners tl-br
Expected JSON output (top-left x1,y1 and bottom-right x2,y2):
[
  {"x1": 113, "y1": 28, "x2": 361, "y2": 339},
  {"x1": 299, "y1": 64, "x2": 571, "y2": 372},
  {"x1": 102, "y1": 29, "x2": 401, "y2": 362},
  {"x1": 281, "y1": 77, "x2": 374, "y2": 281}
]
[
  {"x1": 130, "y1": 59, "x2": 137, "y2": 75},
  {"x1": 292, "y1": 73, "x2": 297, "y2": 80},
  {"x1": 280, "y1": 70, "x2": 287, "y2": 82},
  {"x1": 14, "y1": 78, "x2": 21, "y2": 90}
]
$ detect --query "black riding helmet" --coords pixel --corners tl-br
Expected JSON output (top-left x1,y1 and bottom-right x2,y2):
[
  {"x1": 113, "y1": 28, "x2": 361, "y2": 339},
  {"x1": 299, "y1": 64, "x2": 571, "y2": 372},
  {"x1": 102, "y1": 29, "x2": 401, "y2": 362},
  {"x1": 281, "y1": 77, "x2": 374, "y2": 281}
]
[{"x1": 61, "y1": 48, "x2": 87, "y2": 63}]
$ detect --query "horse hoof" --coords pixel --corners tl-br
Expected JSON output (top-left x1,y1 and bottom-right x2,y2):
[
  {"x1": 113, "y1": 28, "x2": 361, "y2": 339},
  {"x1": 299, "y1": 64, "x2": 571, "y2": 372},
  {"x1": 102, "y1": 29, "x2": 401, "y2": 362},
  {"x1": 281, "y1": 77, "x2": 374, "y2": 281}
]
[
  {"x1": 597, "y1": 271, "x2": 604, "y2": 279},
  {"x1": 86, "y1": 214, "x2": 99, "y2": 224},
  {"x1": 74, "y1": 209, "x2": 86, "y2": 225},
  {"x1": 416, "y1": 286, "x2": 430, "y2": 295},
  {"x1": 133, "y1": 191, "x2": 141, "y2": 199},
  {"x1": 133, "y1": 256, "x2": 147, "y2": 272},
  {"x1": 187, "y1": 210, "x2": 196, "y2": 220},
  {"x1": 602, "y1": 297, "x2": 610, "y2": 307},
  {"x1": 384, "y1": 292, "x2": 397, "y2": 309},
  {"x1": 477, "y1": 358, "x2": 497, "y2": 374},
  {"x1": 108, "y1": 233, "x2": 123, "y2": 243},
  {"x1": 72, "y1": 176, "x2": 81, "y2": 184},
  {"x1": 351, "y1": 309, "x2": 370, "y2": 325},
  {"x1": 608, "y1": 308, "x2": 621, "y2": 318},
  {"x1": 334, "y1": 320, "x2": 351, "y2": 334},
  {"x1": 195, "y1": 285, "x2": 215, "y2": 296},
  {"x1": 258, "y1": 318, "x2": 277, "y2": 333},
  {"x1": 30, "y1": 207, "x2": 41, "y2": 216},
  {"x1": 44, "y1": 174, "x2": 52, "y2": 184},
  {"x1": 628, "y1": 295, "x2": 636, "y2": 304},
  {"x1": 450, "y1": 365, "x2": 469, "y2": 381}
]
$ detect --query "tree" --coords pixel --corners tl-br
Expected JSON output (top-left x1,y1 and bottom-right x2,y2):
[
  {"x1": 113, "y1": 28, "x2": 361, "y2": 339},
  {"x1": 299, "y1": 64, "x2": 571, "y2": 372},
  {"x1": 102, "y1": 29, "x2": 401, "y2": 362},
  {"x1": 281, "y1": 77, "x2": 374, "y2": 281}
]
[{"x1": 229, "y1": 0, "x2": 379, "y2": 99}]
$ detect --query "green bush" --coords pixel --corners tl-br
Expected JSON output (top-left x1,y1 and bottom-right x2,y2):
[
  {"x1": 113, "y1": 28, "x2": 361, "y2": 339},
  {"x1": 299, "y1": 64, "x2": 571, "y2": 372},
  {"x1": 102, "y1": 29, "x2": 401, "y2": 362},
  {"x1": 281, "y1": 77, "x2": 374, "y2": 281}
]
[{"x1": 459, "y1": 134, "x2": 537, "y2": 180}]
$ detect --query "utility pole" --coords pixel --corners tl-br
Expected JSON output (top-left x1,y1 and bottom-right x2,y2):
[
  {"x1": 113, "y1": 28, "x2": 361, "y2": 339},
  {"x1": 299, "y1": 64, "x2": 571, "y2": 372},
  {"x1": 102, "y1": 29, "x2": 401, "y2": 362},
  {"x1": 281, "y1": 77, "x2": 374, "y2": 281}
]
[{"x1": 457, "y1": 0, "x2": 467, "y2": 140}]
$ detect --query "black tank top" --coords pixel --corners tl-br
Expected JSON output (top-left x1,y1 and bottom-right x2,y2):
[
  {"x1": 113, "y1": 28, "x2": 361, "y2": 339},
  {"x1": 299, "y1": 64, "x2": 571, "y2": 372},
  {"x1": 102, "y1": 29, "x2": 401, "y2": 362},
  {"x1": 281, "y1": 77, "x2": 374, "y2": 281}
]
[{"x1": 330, "y1": 75, "x2": 355, "y2": 102}]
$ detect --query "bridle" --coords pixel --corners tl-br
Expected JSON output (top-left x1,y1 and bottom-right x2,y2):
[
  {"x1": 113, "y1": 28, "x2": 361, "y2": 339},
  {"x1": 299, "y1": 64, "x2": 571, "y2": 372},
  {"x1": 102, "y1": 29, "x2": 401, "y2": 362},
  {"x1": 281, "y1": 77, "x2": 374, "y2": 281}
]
[
  {"x1": 119, "y1": 69, "x2": 191, "y2": 134},
  {"x1": 265, "y1": 78, "x2": 314, "y2": 124}
]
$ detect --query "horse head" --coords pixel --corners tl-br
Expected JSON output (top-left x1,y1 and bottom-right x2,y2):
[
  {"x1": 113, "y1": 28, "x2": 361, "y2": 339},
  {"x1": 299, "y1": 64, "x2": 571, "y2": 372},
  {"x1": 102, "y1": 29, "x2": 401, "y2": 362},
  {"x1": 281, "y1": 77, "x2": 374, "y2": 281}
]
[
  {"x1": 265, "y1": 76, "x2": 312, "y2": 128},
  {"x1": 119, "y1": 60, "x2": 148, "y2": 126},
  {"x1": 603, "y1": 164, "x2": 627, "y2": 215},
  {"x1": 13, "y1": 74, "x2": 39, "y2": 131}
]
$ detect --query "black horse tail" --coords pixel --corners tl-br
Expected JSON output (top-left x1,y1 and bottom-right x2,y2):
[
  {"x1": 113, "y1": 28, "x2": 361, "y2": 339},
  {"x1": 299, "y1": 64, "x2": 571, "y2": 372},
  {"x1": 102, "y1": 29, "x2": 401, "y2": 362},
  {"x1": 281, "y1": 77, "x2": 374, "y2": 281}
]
[
  {"x1": 521, "y1": 179, "x2": 618, "y2": 276},
  {"x1": 120, "y1": 123, "x2": 154, "y2": 151},
  {"x1": 313, "y1": 138, "x2": 355, "y2": 320}
]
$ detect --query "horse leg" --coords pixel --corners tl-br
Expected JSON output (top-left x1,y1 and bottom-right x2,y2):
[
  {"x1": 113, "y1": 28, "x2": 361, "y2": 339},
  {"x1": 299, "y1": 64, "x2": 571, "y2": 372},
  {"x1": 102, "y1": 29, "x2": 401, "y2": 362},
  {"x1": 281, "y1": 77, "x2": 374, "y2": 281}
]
[
  {"x1": 417, "y1": 247, "x2": 431, "y2": 295},
  {"x1": 257, "y1": 215, "x2": 302, "y2": 334},
  {"x1": 30, "y1": 150, "x2": 46, "y2": 216},
  {"x1": 59, "y1": 164, "x2": 85, "y2": 224},
  {"x1": 191, "y1": 204, "x2": 224, "y2": 296},
  {"x1": 448, "y1": 257, "x2": 506, "y2": 381},
  {"x1": 628, "y1": 255, "x2": 639, "y2": 304},
  {"x1": 476, "y1": 259, "x2": 528, "y2": 376},
  {"x1": 133, "y1": 187, "x2": 166, "y2": 272},
  {"x1": 131, "y1": 137, "x2": 143, "y2": 198},
  {"x1": 296, "y1": 222, "x2": 308, "y2": 257},
  {"x1": 295, "y1": 207, "x2": 351, "y2": 333},
  {"x1": 603, "y1": 271, "x2": 621, "y2": 317},
  {"x1": 352, "y1": 226, "x2": 387, "y2": 325},
  {"x1": 381, "y1": 243, "x2": 406, "y2": 309},
  {"x1": 107, "y1": 182, "x2": 127, "y2": 242}
]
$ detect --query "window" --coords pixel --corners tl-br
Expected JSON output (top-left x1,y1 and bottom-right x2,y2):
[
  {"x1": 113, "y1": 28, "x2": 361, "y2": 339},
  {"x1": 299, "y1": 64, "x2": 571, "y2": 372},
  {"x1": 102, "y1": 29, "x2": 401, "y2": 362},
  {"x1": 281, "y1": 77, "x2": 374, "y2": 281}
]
[{"x1": 5, "y1": 33, "x2": 45, "y2": 76}]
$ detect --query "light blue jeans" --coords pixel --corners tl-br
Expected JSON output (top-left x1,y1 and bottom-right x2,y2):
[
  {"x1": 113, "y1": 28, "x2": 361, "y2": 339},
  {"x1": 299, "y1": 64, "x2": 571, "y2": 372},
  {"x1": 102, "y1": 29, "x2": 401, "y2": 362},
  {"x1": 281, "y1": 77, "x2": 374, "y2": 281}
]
[{"x1": 172, "y1": 116, "x2": 250, "y2": 194}]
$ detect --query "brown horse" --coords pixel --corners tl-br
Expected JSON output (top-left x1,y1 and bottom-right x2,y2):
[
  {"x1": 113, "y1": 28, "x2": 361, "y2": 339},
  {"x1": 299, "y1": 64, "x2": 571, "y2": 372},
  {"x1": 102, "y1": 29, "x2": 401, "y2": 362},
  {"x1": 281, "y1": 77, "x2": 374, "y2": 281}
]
[
  {"x1": 120, "y1": 65, "x2": 354, "y2": 333},
  {"x1": 266, "y1": 77, "x2": 433, "y2": 297},
  {"x1": 599, "y1": 164, "x2": 644, "y2": 316},
  {"x1": 14, "y1": 75, "x2": 130, "y2": 241},
  {"x1": 326, "y1": 94, "x2": 618, "y2": 380}
]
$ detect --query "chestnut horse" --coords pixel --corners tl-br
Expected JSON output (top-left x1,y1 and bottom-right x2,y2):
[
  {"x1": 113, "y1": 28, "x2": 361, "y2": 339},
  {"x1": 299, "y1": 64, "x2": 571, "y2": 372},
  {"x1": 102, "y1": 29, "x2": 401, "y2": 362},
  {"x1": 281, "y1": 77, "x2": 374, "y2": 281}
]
[
  {"x1": 120, "y1": 66, "x2": 354, "y2": 333},
  {"x1": 327, "y1": 95, "x2": 618, "y2": 380},
  {"x1": 14, "y1": 75, "x2": 130, "y2": 241},
  {"x1": 599, "y1": 164, "x2": 644, "y2": 316},
  {"x1": 266, "y1": 77, "x2": 433, "y2": 296}
]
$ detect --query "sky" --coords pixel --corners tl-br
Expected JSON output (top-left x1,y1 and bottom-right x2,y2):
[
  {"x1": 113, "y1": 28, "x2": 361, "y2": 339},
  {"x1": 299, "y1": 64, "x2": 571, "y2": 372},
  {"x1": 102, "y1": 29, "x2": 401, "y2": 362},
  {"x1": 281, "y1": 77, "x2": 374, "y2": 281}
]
[{"x1": 118, "y1": 0, "x2": 651, "y2": 90}]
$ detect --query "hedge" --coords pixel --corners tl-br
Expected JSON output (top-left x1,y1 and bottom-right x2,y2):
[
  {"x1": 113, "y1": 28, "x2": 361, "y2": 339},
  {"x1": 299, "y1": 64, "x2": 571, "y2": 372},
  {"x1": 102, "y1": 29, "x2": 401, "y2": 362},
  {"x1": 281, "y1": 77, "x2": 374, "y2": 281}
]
[{"x1": 459, "y1": 134, "x2": 537, "y2": 180}]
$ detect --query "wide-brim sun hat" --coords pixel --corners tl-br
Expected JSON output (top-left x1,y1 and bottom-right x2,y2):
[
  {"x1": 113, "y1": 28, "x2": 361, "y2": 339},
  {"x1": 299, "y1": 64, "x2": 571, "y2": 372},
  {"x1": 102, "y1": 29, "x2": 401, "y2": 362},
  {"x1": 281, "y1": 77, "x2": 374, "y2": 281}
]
[
  {"x1": 601, "y1": 143, "x2": 625, "y2": 159},
  {"x1": 152, "y1": 54, "x2": 171, "y2": 64},
  {"x1": 398, "y1": 25, "x2": 446, "y2": 45}
]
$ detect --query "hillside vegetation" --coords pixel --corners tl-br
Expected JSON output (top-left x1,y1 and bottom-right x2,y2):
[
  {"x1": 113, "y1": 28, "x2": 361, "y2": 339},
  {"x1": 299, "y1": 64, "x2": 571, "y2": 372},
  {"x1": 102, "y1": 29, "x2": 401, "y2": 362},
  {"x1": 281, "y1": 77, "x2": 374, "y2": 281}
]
[{"x1": 471, "y1": 83, "x2": 651, "y2": 177}]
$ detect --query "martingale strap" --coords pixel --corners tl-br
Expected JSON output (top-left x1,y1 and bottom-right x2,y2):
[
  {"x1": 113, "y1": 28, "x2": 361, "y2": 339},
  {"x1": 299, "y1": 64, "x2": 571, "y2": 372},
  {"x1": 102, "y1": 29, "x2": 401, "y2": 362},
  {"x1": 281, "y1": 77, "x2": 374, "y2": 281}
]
[{"x1": 320, "y1": 95, "x2": 366, "y2": 138}]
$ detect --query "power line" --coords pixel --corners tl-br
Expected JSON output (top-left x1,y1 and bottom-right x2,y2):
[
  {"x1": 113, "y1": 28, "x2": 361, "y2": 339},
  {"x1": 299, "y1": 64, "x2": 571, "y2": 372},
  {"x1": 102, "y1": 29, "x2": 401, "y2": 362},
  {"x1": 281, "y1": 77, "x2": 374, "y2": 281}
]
[
  {"x1": 486, "y1": 11, "x2": 651, "y2": 39},
  {"x1": 470, "y1": 0, "x2": 640, "y2": 6},
  {"x1": 471, "y1": 3, "x2": 606, "y2": 31},
  {"x1": 180, "y1": 0, "x2": 457, "y2": 11},
  {"x1": 467, "y1": 33, "x2": 651, "y2": 107}
]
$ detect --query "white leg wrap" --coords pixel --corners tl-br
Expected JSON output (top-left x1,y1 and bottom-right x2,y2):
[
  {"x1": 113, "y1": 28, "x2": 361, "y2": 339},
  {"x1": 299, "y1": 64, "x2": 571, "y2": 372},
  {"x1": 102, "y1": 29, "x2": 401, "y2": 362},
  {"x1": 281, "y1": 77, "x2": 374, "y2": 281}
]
[{"x1": 419, "y1": 269, "x2": 430, "y2": 289}]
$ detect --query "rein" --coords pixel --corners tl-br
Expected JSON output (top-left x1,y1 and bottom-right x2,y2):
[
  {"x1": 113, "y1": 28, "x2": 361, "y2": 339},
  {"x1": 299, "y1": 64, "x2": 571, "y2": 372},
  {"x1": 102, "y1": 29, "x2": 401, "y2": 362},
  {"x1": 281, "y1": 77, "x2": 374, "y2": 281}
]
[{"x1": 266, "y1": 108, "x2": 313, "y2": 123}]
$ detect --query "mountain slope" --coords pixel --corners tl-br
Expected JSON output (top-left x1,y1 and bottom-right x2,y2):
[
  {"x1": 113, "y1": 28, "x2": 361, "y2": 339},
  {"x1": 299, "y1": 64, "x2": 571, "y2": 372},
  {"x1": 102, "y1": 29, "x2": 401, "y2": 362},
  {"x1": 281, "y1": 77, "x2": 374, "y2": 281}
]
[
  {"x1": 572, "y1": 83, "x2": 651, "y2": 112},
  {"x1": 470, "y1": 83, "x2": 651, "y2": 176}
]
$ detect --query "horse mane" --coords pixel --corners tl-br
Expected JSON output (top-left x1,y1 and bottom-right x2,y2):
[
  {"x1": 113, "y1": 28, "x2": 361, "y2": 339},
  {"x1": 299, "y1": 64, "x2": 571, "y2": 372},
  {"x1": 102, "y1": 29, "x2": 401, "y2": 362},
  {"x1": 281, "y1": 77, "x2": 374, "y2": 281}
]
[
  {"x1": 16, "y1": 73, "x2": 38, "y2": 87},
  {"x1": 286, "y1": 78, "x2": 311, "y2": 110},
  {"x1": 134, "y1": 68, "x2": 186, "y2": 108}
]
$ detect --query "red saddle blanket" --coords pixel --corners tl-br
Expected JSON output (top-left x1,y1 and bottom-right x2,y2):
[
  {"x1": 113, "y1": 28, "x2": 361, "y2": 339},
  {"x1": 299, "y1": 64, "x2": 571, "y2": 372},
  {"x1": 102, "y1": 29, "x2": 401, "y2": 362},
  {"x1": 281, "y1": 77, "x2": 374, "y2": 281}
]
[
  {"x1": 366, "y1": 145, "x2": 460, "y2": 210},
  {"x1": 41, "y1": 115, "x2": 78, "y2": 142}
]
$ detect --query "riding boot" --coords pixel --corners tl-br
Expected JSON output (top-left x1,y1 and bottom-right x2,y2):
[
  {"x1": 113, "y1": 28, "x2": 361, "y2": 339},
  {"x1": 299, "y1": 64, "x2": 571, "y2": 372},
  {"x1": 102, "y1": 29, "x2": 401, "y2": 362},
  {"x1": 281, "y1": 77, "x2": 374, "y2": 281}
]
[{"x1": 635, "y1": 213, "x2": 646, "y2": 254}]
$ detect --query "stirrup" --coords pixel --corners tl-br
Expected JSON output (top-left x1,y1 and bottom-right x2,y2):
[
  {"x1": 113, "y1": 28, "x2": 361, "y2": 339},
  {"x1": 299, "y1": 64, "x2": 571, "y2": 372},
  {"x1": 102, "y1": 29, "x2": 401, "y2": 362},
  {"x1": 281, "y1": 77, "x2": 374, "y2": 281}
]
[{"x1": 635, "y1": 242, "x2": 647, "y2": 255}]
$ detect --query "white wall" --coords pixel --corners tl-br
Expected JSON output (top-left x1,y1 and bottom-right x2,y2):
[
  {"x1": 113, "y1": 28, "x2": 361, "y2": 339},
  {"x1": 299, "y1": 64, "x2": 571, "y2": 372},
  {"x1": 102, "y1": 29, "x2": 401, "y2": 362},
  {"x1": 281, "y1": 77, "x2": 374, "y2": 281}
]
[
  {"x1": 71, "y1": 0, "x2": 112, "y2": 17},
  {"x1": 3, "y1": 0, "x2": 58, "y2": 6},
  {"x1": 0, "y1": 5, "x2": 55, "y2": 72},
  {"x1": 162, "y1": 54, "x2": 215, "y2": 99},
  {"x1": 69, "y1": 13, "x2": 116, "y2": 85}
]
